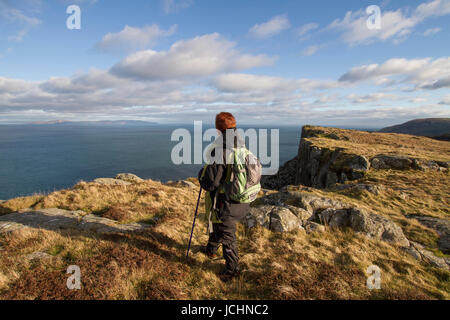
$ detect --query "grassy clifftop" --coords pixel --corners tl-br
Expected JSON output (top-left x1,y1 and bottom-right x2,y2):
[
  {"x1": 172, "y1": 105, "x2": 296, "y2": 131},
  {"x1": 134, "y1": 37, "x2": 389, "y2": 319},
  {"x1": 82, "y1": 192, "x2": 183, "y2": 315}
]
[{"x1": 0, "y1": 126, "x2": 449, "y2": 300}]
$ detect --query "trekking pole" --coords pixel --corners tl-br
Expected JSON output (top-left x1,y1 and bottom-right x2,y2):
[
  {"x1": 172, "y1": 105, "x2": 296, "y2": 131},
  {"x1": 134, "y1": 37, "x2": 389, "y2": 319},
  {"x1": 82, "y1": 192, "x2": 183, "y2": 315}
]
[{"x1": 186, "y1": 187, "x2": 203, "y2": 258}]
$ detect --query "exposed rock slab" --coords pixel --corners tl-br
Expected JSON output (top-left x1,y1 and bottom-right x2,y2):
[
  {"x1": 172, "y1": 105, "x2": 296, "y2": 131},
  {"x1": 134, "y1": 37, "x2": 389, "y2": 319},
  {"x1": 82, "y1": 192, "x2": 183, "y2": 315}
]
[
  {"x1": 0, "y1": 208, "x2": 150, "y2": 235},
  {"x1": 94, "y1": 178, "x2": 131, "y2": 186},
  {"x1": 115, "y1": 173, "x2": 144, "y2": 183},
  {"x1": 408, "y1": 215, "x2": 450, "y2": 254}
]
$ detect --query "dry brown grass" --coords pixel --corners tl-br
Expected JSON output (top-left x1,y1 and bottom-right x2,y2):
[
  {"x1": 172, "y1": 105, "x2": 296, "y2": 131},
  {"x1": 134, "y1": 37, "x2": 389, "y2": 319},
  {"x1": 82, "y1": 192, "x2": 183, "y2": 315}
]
[
  {"x1": 0, "y1": 176, "x2": 448, "y2": 300},
  {"x1": 0, "y1": 127, "x2": 449, "y2": 300}
]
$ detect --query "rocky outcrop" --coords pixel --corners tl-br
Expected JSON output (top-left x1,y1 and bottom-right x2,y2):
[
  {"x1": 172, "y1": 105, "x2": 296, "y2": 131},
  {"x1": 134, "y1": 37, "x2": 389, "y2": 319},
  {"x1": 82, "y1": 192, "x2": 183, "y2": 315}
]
[
  {"x1": 115, "y1": 173, "x2": 144, "y2": 183},
  {"x1": 261, "y1": 157, "x2": 298, "y2": 190},
  {"x1": 94, "y1": 178, "x2": 131, "y2": 186},
  {"x1": 0, "y1": 208, "x2": 150, "y2": 235},
  {"x1": 406, "y1": 241, "x2": 449, "y2": 270},
  {"x1": 408, "y1": 215, "x2": 450, "y2": 254},
  {"x1": 246, "y1": 189, "x2": 409, "y2": 246},
  {"x1": 295, "y1": 140, "x2": 370, "y2": 189},
  {"x1": 370, "y1": 155, "x2": 448, "y2": 171}
]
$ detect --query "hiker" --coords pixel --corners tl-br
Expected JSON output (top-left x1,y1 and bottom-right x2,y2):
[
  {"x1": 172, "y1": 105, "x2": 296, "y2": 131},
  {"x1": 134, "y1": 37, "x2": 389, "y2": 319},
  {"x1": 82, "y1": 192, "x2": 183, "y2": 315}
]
[{"x1": 197, "y1": 112, "x2": 261, "y2": 282}]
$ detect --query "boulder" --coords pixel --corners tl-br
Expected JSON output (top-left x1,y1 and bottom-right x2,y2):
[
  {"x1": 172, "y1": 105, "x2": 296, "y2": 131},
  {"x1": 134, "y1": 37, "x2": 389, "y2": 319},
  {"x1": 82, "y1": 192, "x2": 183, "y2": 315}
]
[
  {"x1": 407, "y1": 241, "x2": 449, "y2": 270},
  {"x1": 370, "y1": 155, "x2": 413, "y2": 170},
  {"x1": 178, "y1": 180, "x2": 197, "y2": 189},
  {"x1": 245, "y1": 205, "x2": 273, "y2": 229},
  {"x1": 304, "y1": 221, "x2": 326, "y2": 233},
  {"x1": 94, "y1": 178, "x2": 131, "y2": 186},
  {"x1": 285, "y1": 205, "x2": 313, "y2": 224},
  {"x1": 269, "y1": 207, "x2": 303, "y2": 232},
  {"x1": 26, "y1": 251, "x2": 54, "y2": 262},
  {"x1": 348, "y1": 208, "x2": 410, "y2": 247},
  {"x1": 115, "y1": 173, "x2": 144, "y2": 183},
  {"x1": 245, "y1": 205, "x2": 303, "y2": 232},
  {"x1": 408, "y1": 215, "x2": 450, "y2": 254}
]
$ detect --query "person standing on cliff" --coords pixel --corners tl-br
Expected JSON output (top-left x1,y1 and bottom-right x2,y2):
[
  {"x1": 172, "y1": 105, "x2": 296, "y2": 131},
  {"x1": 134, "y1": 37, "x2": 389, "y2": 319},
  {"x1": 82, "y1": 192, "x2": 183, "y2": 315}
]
[{"x1": 197, "y1": 112, "x2": 262, "y2": 282}]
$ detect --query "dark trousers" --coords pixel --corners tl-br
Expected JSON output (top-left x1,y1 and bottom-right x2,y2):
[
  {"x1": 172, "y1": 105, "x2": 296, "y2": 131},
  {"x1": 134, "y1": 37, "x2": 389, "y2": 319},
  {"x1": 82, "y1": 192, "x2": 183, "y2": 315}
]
[{"x1": 206, "y1": 200, "x2": 250, "y2": 272}]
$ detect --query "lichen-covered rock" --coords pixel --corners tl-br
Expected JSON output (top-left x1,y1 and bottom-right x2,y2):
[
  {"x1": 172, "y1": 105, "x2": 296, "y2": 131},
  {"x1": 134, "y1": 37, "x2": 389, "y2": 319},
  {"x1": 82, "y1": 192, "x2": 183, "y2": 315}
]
[
  {"x1": 304, "y1": 221, "x2": 326, "y2": 233},
  {"x1": 348, "y1": 208, "x2": 410, "y2": 247},
  {"x1": 269, "y1": 207, "x2": 303, "y2": 232},
  {"x1": 407, "y1": 241, "x2": 449, "y2": 270},
  {"x1": 94, "y1": 178, "x2": 131, "y2": 186},
  {"x1": 285, "y1": 205, "x2": 313, "y2": 224},
  {"x1": 245, "y1": 205, "x2": 303, "y2": 232},
  {"x1": 245, "y1": 205, "x2": 273, "y2": 229},
  {"x1": 295, "y1": 135, "x2": 369, "y2": 188},
  {"x1": 408, "y1": 215, "x2": 450, "y2": 254},
  {"x1": 0, "y1": 208, "x2": 149, "y2": 235},
  {"x1": 115, "y1": 173, "x2": 144, "y2": 183}
]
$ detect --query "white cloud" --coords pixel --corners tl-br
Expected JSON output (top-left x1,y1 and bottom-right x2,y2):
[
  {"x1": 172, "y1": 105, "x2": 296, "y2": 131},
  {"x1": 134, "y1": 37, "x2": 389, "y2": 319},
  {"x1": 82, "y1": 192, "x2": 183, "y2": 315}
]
[
  {"x1": 249, "y1": 15, "x2": 290, "y2": 39},
  {"x1": 296, "y1": 23, "x2": 319, "y2": 38},
  {"x1": 328, "y1": 0, "x2": 450, "y2": 46},
  {"x1": 111, "y1": 33, "x2": 276, "y2": 80},
  {"x1": 212, "y1": 74, "x2": 288, "y2": 92},
  {"x1": 96, "y1": 24, "x2": 177, "y2": 52},
  {"x1": 161, "y1": 0, "x2": 193, "y2": 14},
  {"x1": 302, "y1": 45, "x2": 321, "y2": 56},
  {"x1": 439, "y1": 95, "x2": 450, "y2": 105},
  {"x1": 339, "y1": 57, "x2": 450, "y2": 90},
  {"x1": 423, "y1": 27, "x2": 442, "y2": 36}
]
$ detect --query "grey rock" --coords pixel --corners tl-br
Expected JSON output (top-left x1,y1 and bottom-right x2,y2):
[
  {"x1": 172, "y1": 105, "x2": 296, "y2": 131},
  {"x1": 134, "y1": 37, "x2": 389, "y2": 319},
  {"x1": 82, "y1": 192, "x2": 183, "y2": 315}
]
[
  {"x1": 285, "y1": 205, "x2": 313, "y2": 225},
  {"x1": 245, "y1": 205, "x2": 304, "y2": 232},
  {"x1": 304, "y1": 221, "x2": 326, "y2": 233},
  {"x1": 269, "y1": 207, "x2": 303, "y2": 232},
  {"x1": 370, "y1": 154, "x2": 413, "y2": 170},
  {"x1": 94, "y1": 178, "x2": 131, "y2": 186},
  {"x1": 319, "y1": 209, "x2": 350, "y2": 228},
  {"x1": 245, "y1": 205, "x2": 273, "y2": 229},
  {"x1": 408, "y1": 215, "x2": 450, "y2": 254},
  {"x1": 0, "y1": 208, "x2": 150, "y2": 235},
  {"x1": 115, "y1": 173, "x2": 144, "y2": 183},
  {"x1": 178, "y1": 180, "x2": 197, "y2": 189},
  {"x1": 407, "y1": 241, "x2": 449, "y2": 270},
  {"x1": 26, "y1": 251, "x2": 54, "y2": 262},
  {"x1": 348, "y1": 208, "x2": 410, "y2": 247}
]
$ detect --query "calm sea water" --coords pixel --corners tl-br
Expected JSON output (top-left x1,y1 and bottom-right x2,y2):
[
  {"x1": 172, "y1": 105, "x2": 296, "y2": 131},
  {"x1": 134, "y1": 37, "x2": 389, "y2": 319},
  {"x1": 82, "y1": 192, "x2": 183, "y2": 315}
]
[{"x1": 0, "y1": 124, "x2": 301, "y2": 200}]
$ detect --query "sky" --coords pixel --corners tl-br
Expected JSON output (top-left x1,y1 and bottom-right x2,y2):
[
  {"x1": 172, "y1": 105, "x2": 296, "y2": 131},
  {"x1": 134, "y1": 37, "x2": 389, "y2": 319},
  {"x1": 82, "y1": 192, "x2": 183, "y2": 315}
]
[{"x1": 0, "y1": 0, "x2": 449, "y2": 127}]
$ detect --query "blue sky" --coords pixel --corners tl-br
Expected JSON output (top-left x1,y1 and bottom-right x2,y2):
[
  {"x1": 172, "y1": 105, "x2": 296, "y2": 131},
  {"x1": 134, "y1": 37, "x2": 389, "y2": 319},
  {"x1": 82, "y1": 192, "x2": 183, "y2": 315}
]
[{"x1": 0, "y1": 0, "x2": 449, "y2": 127}]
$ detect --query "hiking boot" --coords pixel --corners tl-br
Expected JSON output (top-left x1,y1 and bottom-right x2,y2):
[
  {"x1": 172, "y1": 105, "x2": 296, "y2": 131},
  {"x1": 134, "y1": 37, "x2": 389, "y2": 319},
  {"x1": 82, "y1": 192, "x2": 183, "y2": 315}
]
[
  {"x1": 199, "y1": 245, "x2": 217, "y2": 259},
  {"x1": 218, "y1": 267, "x2": 241, "y2": 282}
]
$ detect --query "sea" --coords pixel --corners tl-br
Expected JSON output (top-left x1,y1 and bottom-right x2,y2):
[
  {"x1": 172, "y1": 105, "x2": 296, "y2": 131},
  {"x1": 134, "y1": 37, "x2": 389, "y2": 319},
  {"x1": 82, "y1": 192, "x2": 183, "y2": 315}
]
[{"x1": 0, "y1": 124, "x2": 303, "y2": 200}]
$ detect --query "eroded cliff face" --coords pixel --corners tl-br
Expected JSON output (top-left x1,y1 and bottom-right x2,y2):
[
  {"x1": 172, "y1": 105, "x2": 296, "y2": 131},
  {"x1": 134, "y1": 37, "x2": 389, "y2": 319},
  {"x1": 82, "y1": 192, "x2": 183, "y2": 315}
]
[{"x1": 262, "y1": 125, "x2": 449, "y2": 190}]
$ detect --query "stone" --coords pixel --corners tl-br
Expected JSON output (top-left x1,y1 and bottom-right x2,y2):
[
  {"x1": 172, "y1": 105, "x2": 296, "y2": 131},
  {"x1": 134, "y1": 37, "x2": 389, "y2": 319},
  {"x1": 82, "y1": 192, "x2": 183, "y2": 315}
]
[
  {"x1": 245, "y1": 205, "x2": 273, "y2": 229},
  {"x1": 178, "y1": 180, "x2": 197, "y2": 189},
  {"x1": 319, "y1": 209, "x2": 350, "y2": 228},
  {"x1": 0, "y1": 208, "x2": 149, "y2": 235},
  {"x1": 269, "y1": 207, "x2": 303, "y2": 232},
  {"x1": 304, "y1": 221, "x2": 326, "y2": 233},
  {"x1": 115, "y1": 173, "x2": 144, "y2": 183},
  {"x1": 370, "y1": 154, "x2": 413, "y2": 170},
  {"x1": 407, "y1": 215, "x2": 450, "y2": 254},
  {"x1": 26, "y1": 251, "x2": 54, "y2": 262},
  {"x1": 348, "y1": 208, "x2": 410, "y2": 247},
  {"x1": 407, "y1": 242, "x2": 449, "y2": 270},
  {"x1": 93, "y1": 178, "x2": 131, "y2": 186},
  {"x1": 285, "y1": 205, "x2": 313, "y2": 225}
]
